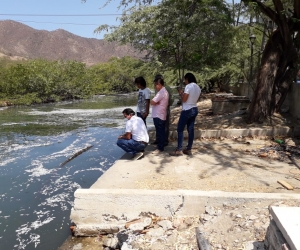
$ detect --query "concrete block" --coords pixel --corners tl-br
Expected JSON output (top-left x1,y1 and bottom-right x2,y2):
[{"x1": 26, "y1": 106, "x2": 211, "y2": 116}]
[
  {"x1": 212, "y1": 99, "x2": 250, "y2": 115},
  {"x1": 270, "y1": 206, "x2": 300, "y2": 250},
  {"x1": 192, "y1": 127, "x2": 300, "y2": 139},
  {"x1": 264, "y1": 220, "x2": 289, "y2": 250},
  {"x1": 150, "y1": 126, "x2": 300, "y2": 140},
  {"x1": 70, "y1": 189, "x2": 300, "y2": 236}
]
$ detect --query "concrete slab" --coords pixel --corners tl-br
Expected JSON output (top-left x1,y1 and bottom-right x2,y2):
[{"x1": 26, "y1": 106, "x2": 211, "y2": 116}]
[
  {"x1": 70, "y1": 136, "x2": 300, "y2": 237},
  {"x1": 270, "y1": 206, "x2": 300, "y2": 250},
  {"x1": 90, "y1": 140, "x2": 300, "y2": 193},
  {"x1": 70, "y1": 188, "x2": 300, "y2": 236}
]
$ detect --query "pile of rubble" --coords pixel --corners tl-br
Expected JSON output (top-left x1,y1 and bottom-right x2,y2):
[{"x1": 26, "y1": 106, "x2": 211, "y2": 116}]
[
  {"x1": 90, "y1": 200, "x2": 300, "y2": 250},
  {"x1": 248, "y1": 137, "x2": 300, "y2": 163}
]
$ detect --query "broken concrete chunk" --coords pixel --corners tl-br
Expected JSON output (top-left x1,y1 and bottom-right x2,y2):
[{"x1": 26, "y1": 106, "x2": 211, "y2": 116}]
[
  {"x1": 249, "y1": 215, "x2": 258, "y2": 220},
  {"x1": 203, "y1": 214, "x2": 214, "y2": 221},
  {"x1": 102, "y1": 235, "x2": 118, "y2": 249},
  {"x1": 125, "y1": 217, "x2": 152, "y2": 232},
  {"x1": 157, "y1": 220, "x2": 173, "y2": 231},
  {"x1": 172, "y1": 217, "x2": 184, "y2": 228},
  {"x1": 146, "y1": 227, "x2": 165, "y2": 237},
  {"x1": 205, "y1": 206, "x2": 216, "y2": 216},
  {"x1": 184, "y1": 217, "x2": 194, "y2": 226}
]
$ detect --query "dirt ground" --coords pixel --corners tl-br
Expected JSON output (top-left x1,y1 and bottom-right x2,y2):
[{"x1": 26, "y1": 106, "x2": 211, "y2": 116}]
[{"x1": 166, "y1": 97, "x2": 300, "y2": 193}]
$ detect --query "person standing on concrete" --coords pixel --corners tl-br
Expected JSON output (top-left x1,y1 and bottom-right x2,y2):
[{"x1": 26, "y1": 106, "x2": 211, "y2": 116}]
[
  {"x1": 152, "y1": 74, "x2": 174, "y2": 146},
  {"x1": 135, "y1": 76, "x2": 151, "y2": 126},
  {"x1": 117, "y1": 108, "x2": 149, "y2": 160},
  {"x1": 150, "y1": 78, "x2": 169, "y2": 154},
  {"x1": 169, "y1": 73, "x2": 201, "y2": 156}
]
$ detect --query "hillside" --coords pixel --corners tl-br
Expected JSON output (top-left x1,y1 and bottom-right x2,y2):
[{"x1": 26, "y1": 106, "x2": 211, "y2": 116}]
[{"x1": 0, "y1": 20, "x2": 140, "y2": 65}]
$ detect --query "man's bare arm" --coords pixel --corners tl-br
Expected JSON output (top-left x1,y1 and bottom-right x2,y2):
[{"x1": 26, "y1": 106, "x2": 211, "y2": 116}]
[{"x1": 118, "y1": 132, "x2": 132, "y2": 140}]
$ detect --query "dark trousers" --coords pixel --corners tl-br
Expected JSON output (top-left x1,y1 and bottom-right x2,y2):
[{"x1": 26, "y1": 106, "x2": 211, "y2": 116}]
[
  {"x1": 153, "y1": 117, "x2": 166, "y2": 151},
  {"x1": 155, "y1": 106, "x2": 170, "y2": 144}
]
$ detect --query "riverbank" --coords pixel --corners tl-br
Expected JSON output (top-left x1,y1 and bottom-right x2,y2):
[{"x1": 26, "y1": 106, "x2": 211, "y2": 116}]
[
  {"x1": 61, "y1": 137, "x2": 300, "y2": 250},
  {"x1": 60, "y1": 99, "x2": 300, "y2": 249}
]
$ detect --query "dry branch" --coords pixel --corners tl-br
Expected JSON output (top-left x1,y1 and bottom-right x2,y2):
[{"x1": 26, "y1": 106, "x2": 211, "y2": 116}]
[{"x1": 60, "y1": 145, "x2": 93, "y2": 167}]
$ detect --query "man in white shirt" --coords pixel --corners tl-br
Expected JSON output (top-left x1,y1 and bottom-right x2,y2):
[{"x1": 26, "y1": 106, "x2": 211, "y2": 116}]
[{"x1": 117, "y1": 108, "x2": 149, "y2": 160}]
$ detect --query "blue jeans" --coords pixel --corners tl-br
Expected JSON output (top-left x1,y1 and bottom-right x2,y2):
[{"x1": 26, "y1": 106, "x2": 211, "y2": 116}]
[
  {"x1": 117, "y1": 139, "x2": 147, "y2": 156},
  {"x1": 153, "y1": 117, "x2": 166, "y2": 151},
  {"x1": 177, "y1": 107, "x2": 198, "y2": 151}
]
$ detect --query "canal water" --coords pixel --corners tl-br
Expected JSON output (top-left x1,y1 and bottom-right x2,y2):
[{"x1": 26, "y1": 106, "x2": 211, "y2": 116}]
[{"x1": 0, "y1": 94, "x2": 152, "y2": 250}]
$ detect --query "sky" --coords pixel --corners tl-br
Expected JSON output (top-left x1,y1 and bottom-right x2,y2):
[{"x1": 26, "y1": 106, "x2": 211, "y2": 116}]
[{"x1": 0, "y1": 0, "x2": 125, "y2": 39}]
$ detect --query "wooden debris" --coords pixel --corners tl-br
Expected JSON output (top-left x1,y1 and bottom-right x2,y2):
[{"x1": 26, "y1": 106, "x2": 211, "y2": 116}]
[
  {"x1": 259, "y1": 152, "x2": 268, "y2": 157},
  {"x1": 196, "y1": 227, "x2": 212, "y2": 250},
  {"x1": 277, "y1": 180, "x2": 294, "y2": 190},
  {"x1": 60, "y1": 145, "x2": 93, "y2": 167},
  {"x1": 70, "y1": 225, "x2": 76, "y2": 235}
]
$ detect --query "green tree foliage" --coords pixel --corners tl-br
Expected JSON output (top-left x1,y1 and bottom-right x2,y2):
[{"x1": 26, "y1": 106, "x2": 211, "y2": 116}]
[
  {"x1": 97, "y1": 0, "x2": 235, "y2": 83},
  {"x1": 0, "y1": 59, "x2": 93, "y2": 105},
  {"x1": 88, "y1": 56, "x2": 151, "y2": 93},
  {"x1": 0, "y1": 57, "x2": 156, "y2": 105}
]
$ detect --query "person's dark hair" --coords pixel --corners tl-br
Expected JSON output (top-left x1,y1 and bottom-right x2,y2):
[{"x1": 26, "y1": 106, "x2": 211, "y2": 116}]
[
  {"x1": 184, "y1": 73, "x2": 197, "y2": 83},
  {"x1": 122, "y1": 108, "x2": 135, "y2": 116},
  {"x1": 134, "y1": 76, "x2": 147, "y2": 87},
  {"x1": 154, "y1": 77, "x2": 165, "y2": 86},
  {"x1": 154, "y1": 74, "x2": 163, "y2": 82}
]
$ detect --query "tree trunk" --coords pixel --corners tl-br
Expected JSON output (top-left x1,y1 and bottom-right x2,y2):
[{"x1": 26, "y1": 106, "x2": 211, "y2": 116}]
[
  {"x1": 248, "y1": 26, "x2": 298, "y2": 123},
  {"x1": 273, "y1": 33, "x2": 300, "y2": 112},
  {"x1": 245, "y1": 0, "x2": 300, "y2": 123},
  {"x1": 248, "y1": 30, "x2": 282, "y2": 123}
]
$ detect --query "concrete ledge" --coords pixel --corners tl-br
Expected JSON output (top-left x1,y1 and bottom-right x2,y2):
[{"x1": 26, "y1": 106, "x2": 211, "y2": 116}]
[
  {"x1": 70, "y1": 189, "x2": 300, "y2": 236},
  {"x1": 149, "y1": 127, "x2": 300, "y2": 140},
  {"x1": 269, "y1": 206, "x2": 300, "y2": 250}
]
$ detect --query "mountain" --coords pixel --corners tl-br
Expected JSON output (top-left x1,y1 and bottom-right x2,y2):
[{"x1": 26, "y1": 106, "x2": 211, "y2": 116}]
[{"x1": 0, "y1": 20, "x2": 140, "y2": 65}]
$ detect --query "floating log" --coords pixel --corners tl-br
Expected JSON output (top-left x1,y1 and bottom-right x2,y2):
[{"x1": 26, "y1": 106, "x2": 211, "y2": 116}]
[{"x1": 60, "y1": 145, "x2": 93, "y2": 167}]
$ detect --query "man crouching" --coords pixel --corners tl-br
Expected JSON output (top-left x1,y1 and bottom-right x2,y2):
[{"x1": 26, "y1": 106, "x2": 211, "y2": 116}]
[{"x1": 117, "y1": 108, "x2": 149, "y2": 160}]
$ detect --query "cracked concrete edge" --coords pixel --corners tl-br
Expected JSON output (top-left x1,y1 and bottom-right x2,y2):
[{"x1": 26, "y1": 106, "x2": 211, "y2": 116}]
[
  {"x1": 70, "y1": 189, "x2": 300, "y2": 236},
  {"x1": 270, "y1": 206, "x2": 300, "y2": 250},
  {"x1": 149, "y1": 126, "x2": 300, "y2": 139}
]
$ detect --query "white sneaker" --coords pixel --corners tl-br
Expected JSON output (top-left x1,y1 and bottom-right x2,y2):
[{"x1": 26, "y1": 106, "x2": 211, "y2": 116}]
[{"x1": 132, "y1": 152, "x2": 144, "y2": 160}]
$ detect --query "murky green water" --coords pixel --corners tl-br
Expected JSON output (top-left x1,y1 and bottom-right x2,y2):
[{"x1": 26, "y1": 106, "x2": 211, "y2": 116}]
[{"x1": 0, "y1": 94, "x2": 151, "y2": 250}]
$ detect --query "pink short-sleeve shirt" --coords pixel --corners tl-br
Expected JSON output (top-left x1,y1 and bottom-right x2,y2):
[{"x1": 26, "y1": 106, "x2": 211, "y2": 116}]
[{"x1": 151, "y1": 87, "x2": 169, "y2": 120}]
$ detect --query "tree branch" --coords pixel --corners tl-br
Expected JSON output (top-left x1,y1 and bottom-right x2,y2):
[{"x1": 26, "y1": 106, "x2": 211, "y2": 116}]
[
  {"x1": 242, "y1": 0, "x2": 277, "y2": 21},
  {"x1": 294, "y1": 0, "x2": 300, "y2": 19}
]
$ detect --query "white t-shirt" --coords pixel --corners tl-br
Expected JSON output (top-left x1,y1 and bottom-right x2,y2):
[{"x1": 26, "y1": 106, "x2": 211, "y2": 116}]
[
  {"x1": 137, "y1": 88, "x2": 151, "y2": 113},
  {"x1": 182, "y1": 82, "x2": 201, "y2": 110},
  {"x1": 125, "y1": 115, "x2": 149, "y2": 143}
]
